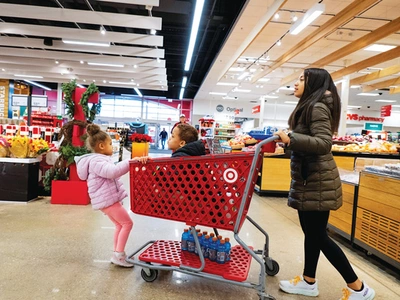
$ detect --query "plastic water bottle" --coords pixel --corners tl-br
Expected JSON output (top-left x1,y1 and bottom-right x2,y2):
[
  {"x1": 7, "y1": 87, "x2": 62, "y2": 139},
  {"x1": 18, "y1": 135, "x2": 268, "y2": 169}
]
[
  {"x1": 217, "y1": 235, "x2": 223, "y2": 246},
  {"x1": 208, "y1": 237, "x2": 218, "y2": 262},
  {"x1": 225, "y1": 237, "x2": 231, "y2": 262},
  {"x1": 187, "y1": 230, "x2": 195, "y2": 253},
  {"x1": 216, "y1": 239, "x2": 226, "y2": 264},
  {"x1": 203, "y1": 234, "x2": 210, "y2": 258},
  {"x1": 181, "y1": 229, "x2": 189, "y2": 251},
  {"x1": 194, "y1": 233, "x2": 203, "y2": 255}
]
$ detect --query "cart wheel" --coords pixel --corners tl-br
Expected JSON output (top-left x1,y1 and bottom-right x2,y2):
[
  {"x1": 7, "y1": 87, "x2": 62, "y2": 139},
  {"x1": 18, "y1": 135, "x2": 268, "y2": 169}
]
[
  {"x1": 141, "y1": 268, "x2": 158, "y2": 282},
  {"x1": 265, "y1": 260, "x2": 279, "y2": 276}
]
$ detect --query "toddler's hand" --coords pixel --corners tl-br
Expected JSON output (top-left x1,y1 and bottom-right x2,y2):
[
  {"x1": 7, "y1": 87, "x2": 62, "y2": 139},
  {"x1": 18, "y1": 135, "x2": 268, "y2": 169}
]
[{"x1": 132, "y1": 156, "x2": 150, "y2": 164}]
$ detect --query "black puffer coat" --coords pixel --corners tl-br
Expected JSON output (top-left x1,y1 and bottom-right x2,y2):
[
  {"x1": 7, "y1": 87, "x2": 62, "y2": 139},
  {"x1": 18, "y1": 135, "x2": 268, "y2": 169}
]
[
  {"x1": 286, "y1": 94, "x2": 342, "y2": 211},
  {"x1": 171, "y1": 140, "x2": 206, "y2": 157}
]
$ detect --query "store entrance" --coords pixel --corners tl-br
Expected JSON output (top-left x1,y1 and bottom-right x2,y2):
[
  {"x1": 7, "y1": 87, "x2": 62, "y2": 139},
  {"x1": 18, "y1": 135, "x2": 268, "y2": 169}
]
[{"x1": 154, "y1": 124, "x2": 172, "y2": 150}]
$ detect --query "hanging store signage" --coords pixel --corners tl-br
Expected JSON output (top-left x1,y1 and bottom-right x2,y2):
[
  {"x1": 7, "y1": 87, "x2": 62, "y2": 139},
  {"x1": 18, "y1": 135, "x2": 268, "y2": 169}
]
[
  {"x1": 380, "y1": 105, "x2": 392, "y2": 117},
  {"x1": 252, "y1": 105, "x2": 260, "y2": 114},
  {"x1": 365, "y1": 122, "x2": 383, "y2": 131},
  {"x1": 11, "y1": 95, "x2": 28, "y2": 106},
  {"x1": 31, "y1": 95, "x2": 48, "y2": 107},
  {"x1": 346, "y1": 114, "x2": 385, "y2": 123},
  {"x1": 11, "y1": 95, "x2": 48, "y2": 107},
  {"x1": 0, "y1": 80, "x2": 9, "y2": 117}
]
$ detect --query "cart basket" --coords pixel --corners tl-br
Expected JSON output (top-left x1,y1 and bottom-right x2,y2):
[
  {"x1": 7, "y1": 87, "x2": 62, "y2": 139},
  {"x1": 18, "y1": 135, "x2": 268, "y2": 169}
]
[{"x1": 130, "y1": 152, "x2": 263, "y2": 231}]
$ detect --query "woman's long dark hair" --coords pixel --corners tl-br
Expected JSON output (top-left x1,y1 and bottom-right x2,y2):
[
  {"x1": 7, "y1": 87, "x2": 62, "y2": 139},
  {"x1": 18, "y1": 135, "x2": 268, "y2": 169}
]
[{"x1": 288, "y1": 68, "x2": 341, "y2": 133}]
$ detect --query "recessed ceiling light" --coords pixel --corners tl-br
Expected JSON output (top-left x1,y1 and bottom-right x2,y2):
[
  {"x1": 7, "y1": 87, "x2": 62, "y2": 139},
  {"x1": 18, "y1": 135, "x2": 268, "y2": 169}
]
[
  {"x1": 364, "y1": 44, "x2": 396, "y2": 52},
  {"x1": 357, "y1": 93, "x2": 379, "y2": 96},
  {"x1": 87, "y1": 62, "x2": 124, "y2": 67},
  {"x1": 216, "y1": 82, "x2": 239, "y2": 86},
  {"x1": 133, "y1": 65, "x2": 138, "y2": 68},
  {"x1": 209, "y1": 92, "x2": 227, "y2": 95},
  {"x1": 350, "y1": 85, "x2": 361, "y2": 88},
  {"x1": 375, "y1": 99, "x2": 396, "y2": 103},
  {"x1": 1, "y1": 68, "x2": 5, "y2": 72},
  {"x1": 55, "y1": 60, "x2": 59, "y2": 64},
  {"x1": 80, "y1": 60, "x2": 84, "y2": 64}
]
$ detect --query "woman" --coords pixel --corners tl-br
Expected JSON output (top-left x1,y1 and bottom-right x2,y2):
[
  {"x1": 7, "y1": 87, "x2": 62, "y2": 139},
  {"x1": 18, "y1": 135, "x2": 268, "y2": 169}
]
[{"x1": 274, "y1": 68, "x2": 375, "y2": 300}]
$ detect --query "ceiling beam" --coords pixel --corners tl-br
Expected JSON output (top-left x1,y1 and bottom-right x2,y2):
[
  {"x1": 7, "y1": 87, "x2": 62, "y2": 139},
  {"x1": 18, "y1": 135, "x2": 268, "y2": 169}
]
[
  {"x1": 0, "y1": 3, "x2": 161, "y2": 30},
  {"x1": 350, "y1": 65, "x2": 400, "y2": 85},
  {"x1": 251, "y1": 0, "x2": 379, "y2": 83},
  {"x1": 282, "y1": 16, "x2": 400, "y2": 85},
  {"x1": 0, "y1": 23, "x2": 163, "y2": 47},
  {"x1": 362, "y1": 77, "x2": 400, "y2": 92},
  {"x1": 389, "y1": 86, "x2": 400, "y2": 94},
  {"x1": 0, "y1": 37, "x2": 164, "y2": 59},
  {"x1": 96, "y1": 0, "x2": 159, "y2": 6},
  {"x1": 331, "y1": 46, "x2": 400, "y2": 80}
]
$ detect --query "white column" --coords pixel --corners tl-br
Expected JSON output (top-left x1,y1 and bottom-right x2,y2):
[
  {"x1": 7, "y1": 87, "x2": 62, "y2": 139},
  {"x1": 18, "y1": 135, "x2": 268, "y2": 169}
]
[
  {"x1": 338, "y1": 75, "x2": 350, "y2": 136},
  {"x1": 56, "y1": 83, "x2": 63, "y2": 116},
  {"x1": 259, "y1": 97, "x2": 265, "y2": 127}
]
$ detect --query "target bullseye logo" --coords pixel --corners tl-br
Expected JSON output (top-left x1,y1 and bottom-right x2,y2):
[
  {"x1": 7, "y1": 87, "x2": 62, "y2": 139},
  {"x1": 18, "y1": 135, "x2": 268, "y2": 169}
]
[{"x1": 223, "y1": 168, "x2": 238, "y2": 183}]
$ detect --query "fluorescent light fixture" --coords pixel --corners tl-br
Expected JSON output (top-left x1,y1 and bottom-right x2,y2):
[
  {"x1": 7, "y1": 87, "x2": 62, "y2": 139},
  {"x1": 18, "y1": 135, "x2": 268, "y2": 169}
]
[
  {"x1": 108, "y1": 81, "x2": 136, "y2": 85},
  {"x1": 14, "y1": 74, "x2": 43, "y2": 78},
  {"x1": 364, "y1": 44, "x2": 396, "y2": 52},
  {"x1": 375, "y1": 99, "x2": 396, "y2": 103},
  {"x1": 237, "y1": 72, "x2": 249, "y2": 81},
  {"x1": 347, "y1": 105, "x2": 361, "y2": 109},
  {"x1": 179, "y1": 88, "x2": 184, "y2": 100},
  {"x1": 217, "y1": 82, "x2": 239, "y2": 86},
  {"x1": 357, "y1": 93, "x2": 379, "y2": 96},
  {"x1": 62, "y1": 39, "x2": 110, "y2": 47},
  {"x1": 134, "y1": 87, "x2": 142, "y2": 97},
  {"x1": 257, "y1": 78, "x2": 270, "y2": 82},
  {"x1": 150, "y1": 29, "x2": 156, "y2": 35},
  {"x1": 77, "y1": 84, "x2": 86, "y2": 88},
  {"x1": 278, "y1": 86, "x2": 295, "y2": 91},
  {"x1": 229, "y1": 67, "x2": 246, "y2": 72},
  {"x1": 350, "y1": 85, "x2": 361, "y2": 88},
  {"x1": 24, "y1": 80, "x2": 51, "y2": 91},
  {"x1": 233, "y1": 89, "x2": 251, "y2": 93},
  {"x1": 209, "y1": 92, "x2": 227, "y2": 95},
  {"x1": 87, "y1": 62, "x2": 124, "y2": 67},
  {"x1": 184, "y1": 0, "x2": 205, "y2": 71},
  {"x1": 222, "y1": 96, "x2": 237, "y2": 100},
  {"x1": 290, "y1": 3, "x2": 325, "y2": 35},
  {"x1": 182, "y1": 76, "x2": 187, "y2": 88},
  {"x1": 284, "y1": 101, "x2": 299, "y2": 104},
  {"x1": 264, "y1": 95, "x2": 279, "y2": 99}
]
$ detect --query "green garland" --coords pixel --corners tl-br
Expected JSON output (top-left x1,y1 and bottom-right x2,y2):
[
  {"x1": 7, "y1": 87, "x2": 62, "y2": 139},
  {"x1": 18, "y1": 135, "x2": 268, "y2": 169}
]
[
  {"x1": 62, "y1": 79, "x2": 77, "y2": 119},
  {"x1": 80, "y1": 82, "x2": 100, "y2": 122},
  {"x1": 59, "y1": 144, "x2": 90, "y2": 166}
]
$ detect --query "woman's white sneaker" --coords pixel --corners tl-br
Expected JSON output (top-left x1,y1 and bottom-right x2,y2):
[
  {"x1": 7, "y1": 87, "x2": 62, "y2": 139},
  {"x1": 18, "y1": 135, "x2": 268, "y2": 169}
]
[
  {"x1": 279, "y1": 275, "x2": 319, "y2": 297},
  {"x1": 339, "y1": 281, "x2": 375, "y2": 300},
  {"x1": 110, "y1": 251, "x2": 134, "y2": 268}
]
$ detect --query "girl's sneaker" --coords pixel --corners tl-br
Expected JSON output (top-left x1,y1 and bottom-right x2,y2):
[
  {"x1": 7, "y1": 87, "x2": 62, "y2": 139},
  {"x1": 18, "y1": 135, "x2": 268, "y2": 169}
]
[
  {"x1": 339, "y1": 281, "x2": 375, "y2": 300},
  {"x1": 111, "y1": 251, "x2": 134, "y2": 268},
  {"x1": 279, "y1": 275, "x2": 319, "y2": 297}
]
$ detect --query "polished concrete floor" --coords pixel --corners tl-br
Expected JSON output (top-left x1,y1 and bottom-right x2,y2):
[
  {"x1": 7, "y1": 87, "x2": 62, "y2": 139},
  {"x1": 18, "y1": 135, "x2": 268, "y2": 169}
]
[{"x1": 1, "y1": 155, "x2": 399, "y2": 299}]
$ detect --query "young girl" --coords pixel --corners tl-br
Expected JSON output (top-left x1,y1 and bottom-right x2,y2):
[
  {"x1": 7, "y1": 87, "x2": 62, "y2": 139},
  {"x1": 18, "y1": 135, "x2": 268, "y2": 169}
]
[
  {"x1": 168, "y1": 123, "x2": 205, "y2": 157},
  {"x1": 75, "y1": 124, "x2": 147, "y2": 267}
]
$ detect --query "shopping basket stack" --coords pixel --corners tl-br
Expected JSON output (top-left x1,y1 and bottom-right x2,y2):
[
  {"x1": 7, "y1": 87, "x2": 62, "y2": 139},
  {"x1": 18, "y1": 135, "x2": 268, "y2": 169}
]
[{"x1": 128, "y1": 136, "x2": 279, "y2": 300}]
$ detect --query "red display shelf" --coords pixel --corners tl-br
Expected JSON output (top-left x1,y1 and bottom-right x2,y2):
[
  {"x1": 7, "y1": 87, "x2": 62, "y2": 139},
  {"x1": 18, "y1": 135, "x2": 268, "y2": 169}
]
[{"x1": 139, "y1": 240, "x2": 253, "y2": 282}]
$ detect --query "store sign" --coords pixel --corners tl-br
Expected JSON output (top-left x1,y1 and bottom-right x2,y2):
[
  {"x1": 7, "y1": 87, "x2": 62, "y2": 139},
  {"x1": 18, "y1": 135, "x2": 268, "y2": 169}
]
[
  {"x1": 346, "y1": 114, "x2": 385, "y2": 123},
  {"x1": 380, "y1": 105, "x2": 392, "y2": 117},
  {"x1": 11, "y1": 95, "x2": 28, "y2": 106},
  {"x1": 365, "y1": 122, "x2": 383, "y2": 131},
  {"x1": 0, "y1": 80, "x2": 9, "y2": 117},
  {"x1": 252, "y1": 105, "x2": 260, "y2": 114},
  {"x1": 32, "y1": 95, "x2": 48, "y2": 107},
  {"x1": 216, "y1": 104, "x2": 224, "y2": 112}
]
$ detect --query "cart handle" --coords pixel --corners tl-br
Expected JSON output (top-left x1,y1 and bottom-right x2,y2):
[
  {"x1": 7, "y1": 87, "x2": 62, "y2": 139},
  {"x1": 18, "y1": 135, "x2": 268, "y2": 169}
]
[{"x1": 233, "y1": 135, "x2": 280, "y2": 233}]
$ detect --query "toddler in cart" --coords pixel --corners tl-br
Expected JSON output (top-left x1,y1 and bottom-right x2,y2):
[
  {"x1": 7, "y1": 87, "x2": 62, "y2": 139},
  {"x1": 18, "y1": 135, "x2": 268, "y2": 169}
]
[
  {"x1": 75, "y1": 124, "x2": 148, "y2": 267},
  {"x1": 168, "y1": 124, "x2": 206, "y2": 157}
]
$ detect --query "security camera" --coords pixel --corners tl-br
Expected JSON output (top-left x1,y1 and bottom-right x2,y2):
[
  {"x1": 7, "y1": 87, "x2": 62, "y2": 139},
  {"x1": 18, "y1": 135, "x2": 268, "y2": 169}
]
[
  {"x1": 286, "y1": 86, "x2": 290, "y2": 88},
  {"x1": 367, "y1": 106, "x2": 370, "y2": 108},
  {"x1": 378, "y1": 92, "x2": 382, "y2": 95},
  {"x1": 234, "y1": 97, "x2": 238, "y2": 99}
]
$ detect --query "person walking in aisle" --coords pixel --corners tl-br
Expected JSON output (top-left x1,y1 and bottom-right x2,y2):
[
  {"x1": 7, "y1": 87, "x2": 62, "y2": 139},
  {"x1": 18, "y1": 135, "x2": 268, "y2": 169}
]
[
  {"x1": 171, "y1": 114, "x2": 188, "y2": 133},
  {"x1": 274, "y1": 68, "x2": 375, "y2": 300},
  {"x1": 75, "y1": 124, "x2": 148, "y2": 268},
  {"x1": 159, "y1": 128, "x2": 168, "y2": 149}
]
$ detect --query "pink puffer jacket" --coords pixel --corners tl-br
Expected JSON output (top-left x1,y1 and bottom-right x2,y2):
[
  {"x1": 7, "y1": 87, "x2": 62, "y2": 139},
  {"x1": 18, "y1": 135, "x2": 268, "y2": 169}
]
[{"x1": 74, "y1": 154, "x2": 130, "y2": 210}]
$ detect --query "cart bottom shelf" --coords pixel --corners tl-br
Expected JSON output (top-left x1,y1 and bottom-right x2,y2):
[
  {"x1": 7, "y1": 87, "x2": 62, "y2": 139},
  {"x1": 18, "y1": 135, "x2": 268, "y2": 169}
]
[{"x1": 139, "y1": 240, "x2": 253, "y2": 282}]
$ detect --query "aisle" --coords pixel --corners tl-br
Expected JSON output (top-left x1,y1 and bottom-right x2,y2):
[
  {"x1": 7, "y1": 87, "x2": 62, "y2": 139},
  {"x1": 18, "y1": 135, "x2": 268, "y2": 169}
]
[{"x1": 0, "y1": 173, "x2": 398, "y2": 299}]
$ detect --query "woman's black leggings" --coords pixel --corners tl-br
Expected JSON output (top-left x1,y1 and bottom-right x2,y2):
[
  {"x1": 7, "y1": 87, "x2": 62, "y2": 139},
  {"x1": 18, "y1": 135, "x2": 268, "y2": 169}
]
[{"x1": 298, "y1": 210, "x2": 358, "y2": 283}]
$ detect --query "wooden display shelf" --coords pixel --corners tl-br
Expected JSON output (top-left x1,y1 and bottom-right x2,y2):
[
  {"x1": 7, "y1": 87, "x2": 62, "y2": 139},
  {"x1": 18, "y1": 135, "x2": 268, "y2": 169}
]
[{"x1": 255, "y1": 155, "x2": 290, "y2": 195}]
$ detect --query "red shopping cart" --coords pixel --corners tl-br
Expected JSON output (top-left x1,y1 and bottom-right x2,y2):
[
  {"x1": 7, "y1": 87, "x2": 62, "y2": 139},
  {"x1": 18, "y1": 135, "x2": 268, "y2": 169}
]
[{"x1": 128, "y1": 136, "x2": 279, "y2": 300}]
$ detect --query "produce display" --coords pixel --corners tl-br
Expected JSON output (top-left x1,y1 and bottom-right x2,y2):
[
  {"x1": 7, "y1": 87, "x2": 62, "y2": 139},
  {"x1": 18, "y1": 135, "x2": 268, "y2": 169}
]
[
  {"x1": 332, "y1": 140, "x2": 398, "y2": 154},
  {"x1": 222, "y1": 134, "x2": 257, "y2": 149},
  {"x1": 365, "y1": 163, "x2": 400, "y2": 178},
  {"x1": 0, "y1": 135, "x2": 50, "y2": 158}
]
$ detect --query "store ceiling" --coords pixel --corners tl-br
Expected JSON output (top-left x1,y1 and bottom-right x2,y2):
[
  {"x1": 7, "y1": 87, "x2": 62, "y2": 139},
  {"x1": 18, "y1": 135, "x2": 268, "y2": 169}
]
[
  {"x1": 196, "y1": 0, "x2": 400, "y2": 112},
  {"x1": 0, "y1": 0, "x2": 399, "y2": 113},
  {"x1": 0, "y1": 0, "x2": 245, "y2": 99}
]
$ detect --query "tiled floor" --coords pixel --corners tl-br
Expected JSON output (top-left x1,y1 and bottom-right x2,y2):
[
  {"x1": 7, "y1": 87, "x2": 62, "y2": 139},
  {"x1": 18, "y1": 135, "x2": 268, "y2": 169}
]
[{"x1": 0, "y1": 153, "x2": 399, "y2": 299}]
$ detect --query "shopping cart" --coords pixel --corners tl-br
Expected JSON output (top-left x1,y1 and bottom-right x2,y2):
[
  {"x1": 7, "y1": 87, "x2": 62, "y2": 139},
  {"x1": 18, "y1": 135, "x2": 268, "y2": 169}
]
[{"x1": 127, "y1": 136, "x2": 279, "y2": 300}]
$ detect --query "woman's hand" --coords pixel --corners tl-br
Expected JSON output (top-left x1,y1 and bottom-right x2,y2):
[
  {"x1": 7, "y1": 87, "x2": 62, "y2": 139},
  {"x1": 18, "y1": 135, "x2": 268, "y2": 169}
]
[{"x1": 274, "y1": 130, "x2": 291, "y2": 145}]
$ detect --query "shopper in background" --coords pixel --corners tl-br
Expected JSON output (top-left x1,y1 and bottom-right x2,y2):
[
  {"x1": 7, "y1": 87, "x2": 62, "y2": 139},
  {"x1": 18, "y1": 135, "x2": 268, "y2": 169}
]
[
  {"x1": 168, "y1": 123, "x2": 205, "y2": 157},
  {"x1": 274, "y1": 68, "x2": 375, "y2": 300},
  {"x1": 75, "y1": 124, "x2": 148, "y2": 268},
  {"x1": 159, "y1": 128, "x2": 168, "y2": 149},
  {"x1": 171, "y1": 114, "x2": 188, "y2": 133}
]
